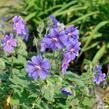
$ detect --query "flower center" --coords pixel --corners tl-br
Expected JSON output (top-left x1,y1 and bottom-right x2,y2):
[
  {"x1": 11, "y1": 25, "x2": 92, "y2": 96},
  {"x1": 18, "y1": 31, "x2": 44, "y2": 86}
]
[
  {"x1": 35, "y1": 65, "x2": 41, "y2": 71},
  {"x1": 52, "y1": 37, "x2": 58, "y2": 42},
  {"x1": 16, "y1": 22, "x2": 20, "y2": 27},
  {"x1": 68, "y1": 32, "x2": 74, "y2": 37},
  {"x1": 6, "y1": 40, "x2": 11, "y2": 46},
  {"x1": 70, "y1": 48, "x2": 74, "y2": 54}
]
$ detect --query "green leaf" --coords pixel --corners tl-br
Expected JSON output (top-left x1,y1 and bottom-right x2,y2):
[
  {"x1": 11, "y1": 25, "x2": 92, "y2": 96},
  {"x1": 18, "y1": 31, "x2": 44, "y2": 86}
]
[
  {"x1": 16, "y1": 37, "x2": 27, "y2": 56},
  {"x1": 41, "y1": 82, "x2": 55, "y2": 102},
  {"x1": 9, "y1": 69, "x2": 29, "y2": 89},
  {"x1": 11, "y1": 98, "x2": 20, "y2": 105},
  {"x1": 12, "y1": 55, "x2": 26, "y2": 66},
  {"x1": 65, "y1": 71, "x2": 85, "y2": 87},
  {"x1": 81, "y1": 21, "x2": 109, "y2": 55},
  {"x1": 0, "y1": 58, "x2": 5, "y2": 71}
]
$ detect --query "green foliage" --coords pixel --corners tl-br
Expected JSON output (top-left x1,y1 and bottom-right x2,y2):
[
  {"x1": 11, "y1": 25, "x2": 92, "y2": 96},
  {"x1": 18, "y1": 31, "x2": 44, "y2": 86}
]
[
  {"x1": 1, "y1": 0, "x2": 109, "y2": 108},
  {"x1": 3, "y1": 0, "x2": 109, "y2": 65}
]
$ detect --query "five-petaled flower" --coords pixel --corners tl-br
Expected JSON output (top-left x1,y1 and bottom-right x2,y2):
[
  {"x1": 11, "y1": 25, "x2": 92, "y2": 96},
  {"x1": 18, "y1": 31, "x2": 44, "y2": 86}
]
[
  {"x1": 26, "y1": 55, "x2": 51, "y2": 80},
  {"x1": 12, "y1": 16, "x2": 28, "y2": 40},
  {"x1": 3, "y1": 33, "x2": 17, "y2": 53},
  {"x1": 64, "y1": 26, "x2": 79, "y2": 46},
  {"x1": 93, "y1": 65, "x2": 106, "y2": 85},
  {"x1": 41, "y1": 28, "x2": 65, "y2": 52},
  {"x1": 64, "y1": 41, "x2": 81, "y2": 62}
]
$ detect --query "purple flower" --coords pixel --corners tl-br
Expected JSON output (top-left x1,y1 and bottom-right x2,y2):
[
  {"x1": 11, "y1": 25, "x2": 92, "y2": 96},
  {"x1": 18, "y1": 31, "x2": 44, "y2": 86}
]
[
  {"x1": 93, "y1": 65, "x2": 106, "y2": 85},
  {"x1": 63, "y1": 26, "x2": 79, "y2": 46},
  {"x1": 26, "y1": 55, "x2": 50, "y2": 80},
  {"x1": 12, "y1": 16, "x2": 28, "y2": 40},
  {"x1": 2, "y1": 33, "x2": 17, "y2": 53},
  {"x1": 49, "y1": 15, "x2": 60, "y2": 28},
  {"x1": 49, "y1": 15, "x2": 65, "y2": 31},
  {"x1": 40, "y1": 28, "x2": 65, "y2": 52},
  {"x1": 64, "y1": 41, "x2": 81, "y2": 62},
  {"x1": 2, "y1": 16, "x2": 7, "y2": 22},
  {"x1": 61, "y1": 88, "x2": 72, "y2": 95},
  {"x1": 93, "y1": 65, "x2": 102, "y2": 74},
  {"x1": 94, "y1": 73, "x2": 106, "y2": 85},
  {"x1": 40, "y1": 38, "x2": 50, "y2": 52},
  {"x1": 61, "y1": 59, "x2": 70, "y2": 74},
  {"x1": 61, "y1": 42, "x2": 80, "y2": 74}
]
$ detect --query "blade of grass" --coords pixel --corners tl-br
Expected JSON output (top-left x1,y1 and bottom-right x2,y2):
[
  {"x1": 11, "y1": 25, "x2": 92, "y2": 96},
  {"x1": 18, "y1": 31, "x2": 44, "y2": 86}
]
[
  {"x1": 82, "y1": 21, "x2": 109, "y2": 50},
  {"x1": 54, "y1": 0, "x2": 77, "y2": 13},
  {"x1": 78, "y1": 21, "x2": 109, "y2": 59},
  {"x1": 69, "y1": 11, "x2": 99, "y2": 24},
  {"x1": 38, "y1": 4, "x2": 62, "y2": 16},
  {"x1": 92, "y1": 44, "x2": 106, "y2": 65},
  {"x1": 53, "y1": 6, "x2": 87, "y2": 16},
  {"x1": 81, "y1": 33, "x2": 102, "y2": 42},
  {"x1": 82, "y1": 42, "x2": 99, "y2": 52}
]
